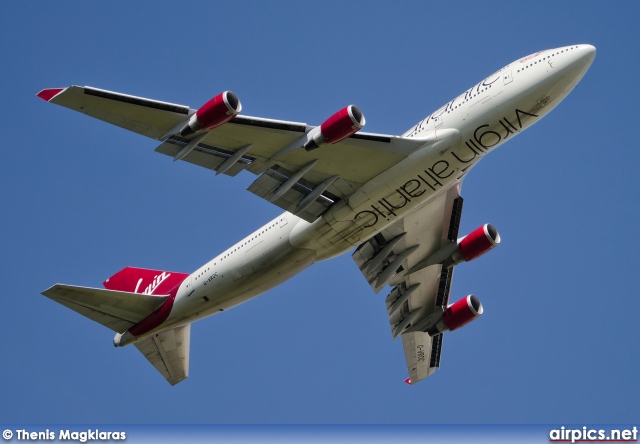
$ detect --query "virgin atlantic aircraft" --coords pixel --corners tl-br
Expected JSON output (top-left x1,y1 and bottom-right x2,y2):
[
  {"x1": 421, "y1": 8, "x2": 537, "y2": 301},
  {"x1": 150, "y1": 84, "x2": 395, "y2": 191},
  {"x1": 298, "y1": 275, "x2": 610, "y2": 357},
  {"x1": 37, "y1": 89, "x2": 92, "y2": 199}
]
[{"x1": 39, "y1": 44, "x2": 596, "y2": 385}]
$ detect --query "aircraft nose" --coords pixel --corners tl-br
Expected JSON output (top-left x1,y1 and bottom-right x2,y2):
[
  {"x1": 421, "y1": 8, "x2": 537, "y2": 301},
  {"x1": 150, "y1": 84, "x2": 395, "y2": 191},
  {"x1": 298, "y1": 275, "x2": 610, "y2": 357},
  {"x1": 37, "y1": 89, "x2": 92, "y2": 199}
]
[
  {"x1": 581, "y1": 44, "x2": 597, "y2": 64},
  {"x1": 559, "y1": 44, "x2": 596, "y2": 81}
]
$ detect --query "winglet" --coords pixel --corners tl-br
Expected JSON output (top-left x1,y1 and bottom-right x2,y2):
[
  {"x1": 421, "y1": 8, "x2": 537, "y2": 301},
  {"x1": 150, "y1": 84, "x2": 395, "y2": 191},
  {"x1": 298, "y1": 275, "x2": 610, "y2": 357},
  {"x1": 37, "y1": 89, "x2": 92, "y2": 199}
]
[
  {"x1": 404, "y1": 377, "x2": 412, "y2": 385},
  {"x1": 36, "y1": 88, "x2": 65, "y2": 102}
]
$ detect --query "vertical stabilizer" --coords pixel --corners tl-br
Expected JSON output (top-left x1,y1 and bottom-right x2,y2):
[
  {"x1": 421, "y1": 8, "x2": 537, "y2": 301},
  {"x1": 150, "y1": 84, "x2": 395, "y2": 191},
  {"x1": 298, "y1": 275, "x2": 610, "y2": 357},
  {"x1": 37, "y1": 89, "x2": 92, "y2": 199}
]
[{"x1": 104, "y1": 266, "x2": 189, "y2": 295}]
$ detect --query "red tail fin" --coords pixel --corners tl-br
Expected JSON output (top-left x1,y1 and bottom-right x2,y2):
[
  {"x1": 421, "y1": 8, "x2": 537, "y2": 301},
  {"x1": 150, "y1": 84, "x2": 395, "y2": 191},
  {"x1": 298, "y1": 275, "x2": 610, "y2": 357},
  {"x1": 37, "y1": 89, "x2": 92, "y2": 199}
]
[{"x1": 104, "y1": 267, "x2": 190, "y2": 295}]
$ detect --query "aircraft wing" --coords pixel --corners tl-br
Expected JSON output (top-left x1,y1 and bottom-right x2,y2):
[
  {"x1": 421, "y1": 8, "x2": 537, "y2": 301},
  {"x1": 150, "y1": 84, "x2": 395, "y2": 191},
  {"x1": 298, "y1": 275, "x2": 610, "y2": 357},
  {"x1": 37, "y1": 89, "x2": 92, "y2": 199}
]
[
  {"x1": 134, "y1": 324, "x2": 190, "y2": 386},
  {"x1": 38, "y1": 86, "x2": 192, "y2": 140},
  {"x1": 38, "y1": 86, "x2": 431, "y2": 223},
  {"x1": 41, "y1": 284, "x2": 168, "y2": 333},
  {"x1": 352, "y1": 183, "x2": 464, "y2": 384}
]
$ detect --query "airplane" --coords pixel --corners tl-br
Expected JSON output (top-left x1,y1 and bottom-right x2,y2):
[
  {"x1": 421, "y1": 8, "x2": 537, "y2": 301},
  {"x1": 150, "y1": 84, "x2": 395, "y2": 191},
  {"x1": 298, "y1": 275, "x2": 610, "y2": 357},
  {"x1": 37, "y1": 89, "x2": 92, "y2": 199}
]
[{"x1": 38, "y1": 44, "x2": 596, "y2": 386}]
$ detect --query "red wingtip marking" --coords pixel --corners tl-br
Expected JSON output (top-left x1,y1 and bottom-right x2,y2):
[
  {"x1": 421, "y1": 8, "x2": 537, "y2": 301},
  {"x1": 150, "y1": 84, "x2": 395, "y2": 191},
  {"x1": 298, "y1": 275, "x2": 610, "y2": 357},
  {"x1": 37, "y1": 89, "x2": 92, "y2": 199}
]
[
  {"x1": 404, "y1": 378, "x2": 412, "y2": 385},
  {"x1": 36, "y1": 88, "x2": 64, "y2": 102}
]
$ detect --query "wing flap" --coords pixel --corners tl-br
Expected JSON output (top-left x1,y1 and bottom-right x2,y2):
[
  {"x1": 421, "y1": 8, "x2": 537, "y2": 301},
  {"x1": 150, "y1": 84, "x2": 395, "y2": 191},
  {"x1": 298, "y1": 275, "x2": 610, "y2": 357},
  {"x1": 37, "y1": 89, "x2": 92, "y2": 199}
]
[
  {"x1": 134, "y1": 324, "x2": 190, "y2": 386},
  {"x1": 154, "y1": 116, "x2": 430, "y2": 200},
  {"x1": 155, "y1": 136, "x2": 253, "y2": 177},
  {"x1": 197, "y1": 120, "x2": 418, "y2": 184},
  {"x1": 42, "y1": 284, "x2": 168, "y2": 333},
  {"x1": 246, "y1": 165, "x2": 335, "y2": 223}
]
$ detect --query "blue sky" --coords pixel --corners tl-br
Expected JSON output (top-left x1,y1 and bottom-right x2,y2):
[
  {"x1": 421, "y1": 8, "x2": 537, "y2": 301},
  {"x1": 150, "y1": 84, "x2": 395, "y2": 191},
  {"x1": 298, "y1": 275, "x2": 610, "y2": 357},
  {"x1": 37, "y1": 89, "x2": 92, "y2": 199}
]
[{"x1": 1, "y1": 1, "x2": 638, "y2": 424}]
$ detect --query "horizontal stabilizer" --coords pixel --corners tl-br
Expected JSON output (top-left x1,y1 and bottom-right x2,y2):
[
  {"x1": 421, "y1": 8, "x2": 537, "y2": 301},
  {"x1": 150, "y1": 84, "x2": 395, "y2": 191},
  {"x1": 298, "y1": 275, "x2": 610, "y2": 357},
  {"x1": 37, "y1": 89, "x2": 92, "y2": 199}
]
[
  {"x1": 134, "y1": 324, "x2": 191, "y2": 386},
  {"x1": 42, "y1": 284, "x2": 168, "y2": 333}
]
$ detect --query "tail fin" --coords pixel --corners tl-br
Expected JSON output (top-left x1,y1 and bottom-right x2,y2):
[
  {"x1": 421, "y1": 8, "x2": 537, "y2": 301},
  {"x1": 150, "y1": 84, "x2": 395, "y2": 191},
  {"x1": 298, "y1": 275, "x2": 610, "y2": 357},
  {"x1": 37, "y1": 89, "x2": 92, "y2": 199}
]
[{"x1": 104, "y1": 266, "x2": 190, "y2": 295}]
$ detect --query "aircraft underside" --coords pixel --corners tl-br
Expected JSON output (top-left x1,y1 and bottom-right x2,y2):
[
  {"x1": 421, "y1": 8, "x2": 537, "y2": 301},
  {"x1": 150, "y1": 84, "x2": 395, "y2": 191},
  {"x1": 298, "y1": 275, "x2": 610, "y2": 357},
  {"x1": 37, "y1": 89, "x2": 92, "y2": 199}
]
[{"x1": 40, "y1": 44, "x2": 595, "y2": 385}]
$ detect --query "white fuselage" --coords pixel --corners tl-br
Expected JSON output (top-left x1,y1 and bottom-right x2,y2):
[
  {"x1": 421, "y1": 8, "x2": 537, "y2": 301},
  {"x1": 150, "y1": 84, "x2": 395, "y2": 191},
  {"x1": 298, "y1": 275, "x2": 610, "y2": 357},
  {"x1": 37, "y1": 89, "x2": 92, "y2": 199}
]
[{"x1": 123, "y1": 45, "x2": 596, "y2": 344}]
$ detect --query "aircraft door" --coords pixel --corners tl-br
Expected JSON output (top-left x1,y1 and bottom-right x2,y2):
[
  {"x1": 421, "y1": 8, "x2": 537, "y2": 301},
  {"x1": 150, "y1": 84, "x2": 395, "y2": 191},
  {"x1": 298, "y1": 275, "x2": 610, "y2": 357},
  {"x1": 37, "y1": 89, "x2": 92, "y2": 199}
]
[
  {"x1": 182, "y1": 275, "x2": 194, "y2": 297},
  {"x1": 503, "y1": 70, "x2": 513, "y2": 85},
  {"x1": 279, "y1": 212, "x2": 288, "y2": 228},
  {"x1": 432, "y1": 110, "x2": 445, "y2": 128},
  {"x1": 428, "y1": 104, "x2": 448, "y2": 141}
]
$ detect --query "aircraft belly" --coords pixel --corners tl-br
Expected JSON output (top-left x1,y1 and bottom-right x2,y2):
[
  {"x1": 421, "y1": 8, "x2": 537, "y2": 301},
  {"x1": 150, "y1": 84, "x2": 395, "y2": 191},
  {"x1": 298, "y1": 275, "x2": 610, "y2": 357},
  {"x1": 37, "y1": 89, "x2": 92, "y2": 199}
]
[
  {"x1": 214, "y1": 246, "x2": 315, "y2": 305},
  {"x1": 169, "y1": 237, "x2": 316, "y2": 325}
]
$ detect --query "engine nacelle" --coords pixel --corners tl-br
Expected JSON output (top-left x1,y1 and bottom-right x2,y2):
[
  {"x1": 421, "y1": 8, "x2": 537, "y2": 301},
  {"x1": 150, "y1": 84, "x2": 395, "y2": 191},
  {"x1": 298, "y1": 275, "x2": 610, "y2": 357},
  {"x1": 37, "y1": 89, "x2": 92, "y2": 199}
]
[
  {"x1": 303, "y1": 105, "x2": 365, "y2": 151},
  {"x1": 180, "y1": 91, "x2": 242, "y2": 137},
  {"x1": 443, "y1": 224, "x2": 500, "y2": 268},
  {"x1": 427, "y1": 295, "x2": 483, "y2": 336}
]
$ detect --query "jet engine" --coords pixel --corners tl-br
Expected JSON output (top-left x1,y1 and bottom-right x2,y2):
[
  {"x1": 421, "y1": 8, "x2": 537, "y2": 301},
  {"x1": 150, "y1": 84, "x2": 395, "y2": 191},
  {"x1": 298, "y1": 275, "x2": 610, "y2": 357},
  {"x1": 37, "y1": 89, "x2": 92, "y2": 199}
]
[
  {"x1": 427, "y1": 295, "x2": 483, "y2": 336},
  {"x1": 303, "y1": 105, "x2": 365, "y2": 151},
  {"x1": 180, "y1": 91, "x2": 242, "y2": 137},
  {"x1": 443, "y1": 224, "x2": 500, "y2": 268}
]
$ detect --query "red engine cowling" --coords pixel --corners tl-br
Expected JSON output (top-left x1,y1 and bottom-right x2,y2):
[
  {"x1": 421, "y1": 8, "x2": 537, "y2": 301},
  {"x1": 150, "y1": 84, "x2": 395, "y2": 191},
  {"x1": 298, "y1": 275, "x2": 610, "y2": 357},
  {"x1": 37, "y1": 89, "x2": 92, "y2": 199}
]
[
  {"x1": 180, "y1": 91, "x2": 242, "y2": 137},
  {"x1": 427, "y1": 295, "x2": 483, "y2": 336},
  {"x1": 303, "y1": 105, "x2": 365, "y2": 151},
  {"x1": 443, "y1": 224, "x2": 500, "y2": 268}
]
